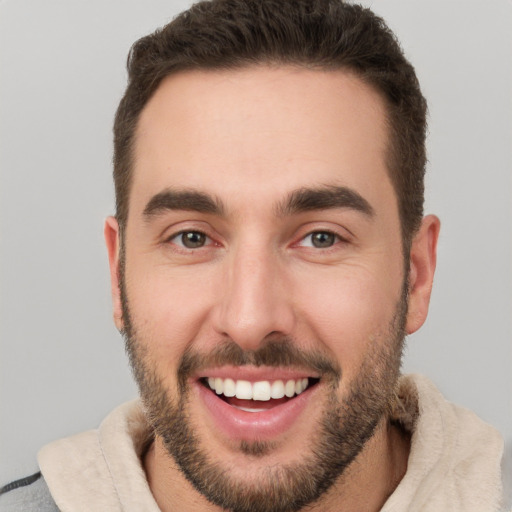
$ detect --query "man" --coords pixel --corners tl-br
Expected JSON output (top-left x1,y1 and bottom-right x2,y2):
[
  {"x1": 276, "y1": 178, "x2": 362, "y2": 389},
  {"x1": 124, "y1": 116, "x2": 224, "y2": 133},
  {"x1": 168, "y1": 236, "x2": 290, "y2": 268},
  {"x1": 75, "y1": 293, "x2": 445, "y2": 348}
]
[{"x1": 0, "y1": 0, "x2": 506, "y2": 510}]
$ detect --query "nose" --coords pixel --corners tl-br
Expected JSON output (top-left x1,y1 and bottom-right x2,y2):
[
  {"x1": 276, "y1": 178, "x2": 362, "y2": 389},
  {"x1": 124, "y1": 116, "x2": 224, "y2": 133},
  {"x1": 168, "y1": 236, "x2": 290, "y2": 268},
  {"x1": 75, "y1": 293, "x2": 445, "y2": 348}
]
[{"x1": 212, "y1": 243, "x2": 295, "y2": 351}]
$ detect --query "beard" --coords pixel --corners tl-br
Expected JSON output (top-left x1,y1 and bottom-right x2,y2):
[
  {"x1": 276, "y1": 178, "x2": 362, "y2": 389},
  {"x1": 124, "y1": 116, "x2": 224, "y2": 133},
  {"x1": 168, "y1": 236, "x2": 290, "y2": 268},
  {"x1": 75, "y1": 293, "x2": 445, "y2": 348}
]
[{"x1": 120, "y1": 275, "x2": 408, "y2": 512}]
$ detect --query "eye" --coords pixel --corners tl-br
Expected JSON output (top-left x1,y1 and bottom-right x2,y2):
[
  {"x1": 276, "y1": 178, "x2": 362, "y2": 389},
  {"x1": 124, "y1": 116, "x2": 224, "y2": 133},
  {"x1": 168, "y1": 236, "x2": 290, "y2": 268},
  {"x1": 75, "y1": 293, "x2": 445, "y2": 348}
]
[
  {"x1": 170, "y1": 230, "x2": 210, "y2": 249},
  {"x1": 299, "y1": 231, "x2": 339, "y2": 249}
]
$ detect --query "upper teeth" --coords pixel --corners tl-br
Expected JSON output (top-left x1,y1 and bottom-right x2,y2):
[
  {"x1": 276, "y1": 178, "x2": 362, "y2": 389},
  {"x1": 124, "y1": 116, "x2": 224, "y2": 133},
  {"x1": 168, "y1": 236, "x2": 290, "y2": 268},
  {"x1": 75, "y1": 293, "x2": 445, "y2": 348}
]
[{"x1": 207, "y1": 377, "x2": 309, "y2": 401}]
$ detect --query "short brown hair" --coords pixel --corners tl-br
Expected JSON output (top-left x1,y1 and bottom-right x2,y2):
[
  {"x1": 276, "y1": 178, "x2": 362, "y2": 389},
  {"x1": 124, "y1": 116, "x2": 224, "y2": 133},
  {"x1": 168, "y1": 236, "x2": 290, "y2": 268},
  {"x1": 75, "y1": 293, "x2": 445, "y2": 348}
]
[{"x1": 113, "y1": 0, "x2": 427, "y2": 248}]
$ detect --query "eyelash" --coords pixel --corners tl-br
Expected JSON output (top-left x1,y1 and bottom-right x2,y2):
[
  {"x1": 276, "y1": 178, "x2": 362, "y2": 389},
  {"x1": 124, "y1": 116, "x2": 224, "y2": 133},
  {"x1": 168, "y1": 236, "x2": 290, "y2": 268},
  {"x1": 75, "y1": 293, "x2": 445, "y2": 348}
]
[
  {"x1": 164, "y1": 228, "x2": 347, "y2": 252},
  {"x1": 295, "y1": 230, "x2": 346, "y2": 250},
  {"x1": 166, "y1": 230, "x2": 214, "y2": 250}
]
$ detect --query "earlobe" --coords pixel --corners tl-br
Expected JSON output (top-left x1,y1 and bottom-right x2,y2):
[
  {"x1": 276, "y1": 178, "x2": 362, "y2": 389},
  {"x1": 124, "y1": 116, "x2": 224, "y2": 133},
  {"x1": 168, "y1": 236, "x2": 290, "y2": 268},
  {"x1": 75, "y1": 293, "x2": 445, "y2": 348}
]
[
  {"x1": 104, "y1": 216, "x2": 124, "y2": 332},
  {"x1": 405, "y1": 215, "x2": 441, "y2": 334}
]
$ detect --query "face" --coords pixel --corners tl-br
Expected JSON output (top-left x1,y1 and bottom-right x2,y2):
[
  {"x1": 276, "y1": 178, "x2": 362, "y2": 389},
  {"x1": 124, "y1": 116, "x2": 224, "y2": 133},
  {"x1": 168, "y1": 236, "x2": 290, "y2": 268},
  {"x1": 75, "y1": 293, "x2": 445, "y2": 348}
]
[{"x1": 105, "y1": 66, "x2": 438, "y2": 512}]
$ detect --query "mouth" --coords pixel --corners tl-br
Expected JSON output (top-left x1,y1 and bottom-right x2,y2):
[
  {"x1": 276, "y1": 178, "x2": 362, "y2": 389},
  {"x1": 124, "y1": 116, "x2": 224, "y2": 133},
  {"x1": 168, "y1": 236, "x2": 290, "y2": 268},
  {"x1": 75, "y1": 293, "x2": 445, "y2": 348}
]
[{"x1": 194, "y1": 369, "x2": 321, "y2": 441}]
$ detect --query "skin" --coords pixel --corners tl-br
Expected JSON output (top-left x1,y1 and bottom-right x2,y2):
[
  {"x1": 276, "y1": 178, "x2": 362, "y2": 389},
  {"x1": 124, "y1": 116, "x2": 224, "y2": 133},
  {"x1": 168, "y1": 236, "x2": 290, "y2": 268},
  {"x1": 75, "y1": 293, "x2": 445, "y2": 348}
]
[{"x1": 105, "y1": 66, "x2": 439, "y2": 511}]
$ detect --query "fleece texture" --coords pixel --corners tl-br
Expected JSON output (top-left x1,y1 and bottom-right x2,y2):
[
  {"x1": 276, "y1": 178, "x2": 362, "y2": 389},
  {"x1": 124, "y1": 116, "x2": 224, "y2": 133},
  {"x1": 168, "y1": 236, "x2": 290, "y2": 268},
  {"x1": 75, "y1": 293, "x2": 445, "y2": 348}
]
[{"x1": 38, "y1": 374, "x2": 505, "y2": 511}]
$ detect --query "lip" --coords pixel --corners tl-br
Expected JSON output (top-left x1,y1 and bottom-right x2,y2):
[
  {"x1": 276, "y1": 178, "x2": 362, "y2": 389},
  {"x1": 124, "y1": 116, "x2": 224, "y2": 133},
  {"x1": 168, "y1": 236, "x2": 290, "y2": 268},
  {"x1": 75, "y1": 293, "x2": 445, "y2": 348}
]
[
  {"x1": 193, "y1": 373, "x2": 318, "y2": 441},
  {"x1": 196, "y1": 365, "x2": 318, "y2": 382}
]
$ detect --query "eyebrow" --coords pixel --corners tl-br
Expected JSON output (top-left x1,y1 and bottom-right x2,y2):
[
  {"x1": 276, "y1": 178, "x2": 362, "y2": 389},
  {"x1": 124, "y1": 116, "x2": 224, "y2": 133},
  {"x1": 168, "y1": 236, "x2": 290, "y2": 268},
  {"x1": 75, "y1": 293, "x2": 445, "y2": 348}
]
[
  {"x1": 142, "y1": 184, "x2": 374, "y2": 220},
  {"x1": 278, "y1": 185, "x2": 375, "y2": 217},
  {"x1": 143, "y1": 189, "x2": 225, "y2": 218}
]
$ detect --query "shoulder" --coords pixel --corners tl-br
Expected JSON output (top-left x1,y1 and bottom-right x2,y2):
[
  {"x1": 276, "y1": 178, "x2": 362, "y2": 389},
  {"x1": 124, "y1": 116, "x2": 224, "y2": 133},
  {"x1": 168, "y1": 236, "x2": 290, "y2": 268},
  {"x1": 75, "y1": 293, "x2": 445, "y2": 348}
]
[
  {"x1": 0, "y1": 472, "x2": 59, "y2": 511},
  {"x1": 386, "y1": 374, "x2": 506, "y2": 512}
]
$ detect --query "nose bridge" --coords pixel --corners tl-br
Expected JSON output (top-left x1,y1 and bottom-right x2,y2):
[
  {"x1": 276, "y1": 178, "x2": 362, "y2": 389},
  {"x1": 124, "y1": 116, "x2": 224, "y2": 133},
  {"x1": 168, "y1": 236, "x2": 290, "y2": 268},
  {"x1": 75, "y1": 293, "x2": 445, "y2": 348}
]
[{"x1": 214, "y1": 238, "x2": 293, "y2": 349}]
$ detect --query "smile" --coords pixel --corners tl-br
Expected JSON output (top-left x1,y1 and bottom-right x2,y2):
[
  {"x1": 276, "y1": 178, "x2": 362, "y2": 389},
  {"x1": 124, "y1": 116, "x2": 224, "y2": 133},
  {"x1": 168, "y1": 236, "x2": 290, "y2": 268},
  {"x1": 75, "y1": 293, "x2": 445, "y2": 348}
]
[{"x1": 194, "y1": 369, "x2": 321, "y2": 440}]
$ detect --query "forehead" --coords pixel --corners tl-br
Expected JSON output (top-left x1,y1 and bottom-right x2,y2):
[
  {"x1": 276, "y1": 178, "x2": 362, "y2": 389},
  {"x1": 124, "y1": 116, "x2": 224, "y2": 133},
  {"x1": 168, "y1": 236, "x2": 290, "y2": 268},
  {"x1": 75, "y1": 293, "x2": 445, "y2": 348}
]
[{"x1": 130, "y1": 66, "x2": 394, "y2": 218}]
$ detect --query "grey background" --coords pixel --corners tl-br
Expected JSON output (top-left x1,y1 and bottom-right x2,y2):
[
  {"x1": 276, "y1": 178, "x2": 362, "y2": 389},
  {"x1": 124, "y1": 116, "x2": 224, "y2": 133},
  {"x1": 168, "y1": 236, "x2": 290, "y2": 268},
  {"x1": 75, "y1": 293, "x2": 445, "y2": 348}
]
[{"x1": 1, "y1": 0, "x2": 511, "y2": 486}]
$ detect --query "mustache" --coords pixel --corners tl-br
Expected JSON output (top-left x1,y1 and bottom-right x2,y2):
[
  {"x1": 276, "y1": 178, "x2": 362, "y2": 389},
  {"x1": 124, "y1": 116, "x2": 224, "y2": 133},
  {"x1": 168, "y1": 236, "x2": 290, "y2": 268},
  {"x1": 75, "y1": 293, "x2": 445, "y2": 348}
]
[{"x1": 177, "y1": 338, "x2": 341, "y2": 391}]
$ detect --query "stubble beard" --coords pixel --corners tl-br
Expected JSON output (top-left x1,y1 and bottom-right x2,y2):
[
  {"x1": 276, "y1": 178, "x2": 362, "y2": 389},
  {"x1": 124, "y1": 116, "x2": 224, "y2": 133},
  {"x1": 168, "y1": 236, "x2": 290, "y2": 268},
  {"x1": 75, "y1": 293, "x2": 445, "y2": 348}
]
[{"x1": 120, "y1": 272, "x2": 408, "y2": 512}]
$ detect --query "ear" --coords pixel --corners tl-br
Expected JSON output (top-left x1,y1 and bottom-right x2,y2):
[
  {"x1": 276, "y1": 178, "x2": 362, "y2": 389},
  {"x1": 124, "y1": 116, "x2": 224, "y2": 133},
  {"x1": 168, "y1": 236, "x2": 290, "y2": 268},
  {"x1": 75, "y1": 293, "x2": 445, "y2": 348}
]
[
  {"x1": 104, "y1": 216, "x2": 124, "y2": 332},
  {"x1": 405, "y1": 215, "x2": 440, "y2": 334}
]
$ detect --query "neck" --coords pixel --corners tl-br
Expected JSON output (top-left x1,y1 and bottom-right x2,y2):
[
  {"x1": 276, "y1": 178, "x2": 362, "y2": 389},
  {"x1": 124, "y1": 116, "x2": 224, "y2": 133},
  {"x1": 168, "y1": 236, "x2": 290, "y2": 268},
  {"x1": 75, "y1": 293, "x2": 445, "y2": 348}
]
[
  {"x1": 144, "y1": 417, "x2": 410, "y2": 512},
  {"x1": 310, "y1": 418, "x2": 410, "y2": 511}
]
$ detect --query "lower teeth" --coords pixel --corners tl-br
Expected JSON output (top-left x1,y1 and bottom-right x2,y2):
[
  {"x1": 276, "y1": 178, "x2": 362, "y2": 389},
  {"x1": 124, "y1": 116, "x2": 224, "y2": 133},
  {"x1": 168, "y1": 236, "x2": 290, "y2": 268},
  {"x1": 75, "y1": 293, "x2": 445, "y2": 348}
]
[{"x1": 235, "y1": 406, "x2": 267, "y2": 413}]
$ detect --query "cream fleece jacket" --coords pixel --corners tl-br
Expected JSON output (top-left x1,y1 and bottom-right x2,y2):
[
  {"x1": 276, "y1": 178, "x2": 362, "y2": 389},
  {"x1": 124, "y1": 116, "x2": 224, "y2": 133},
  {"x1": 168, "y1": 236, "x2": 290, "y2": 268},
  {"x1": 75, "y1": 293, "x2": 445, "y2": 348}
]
[{"x1": 38, "y1": 374, "x2": 506, "y2": 511}]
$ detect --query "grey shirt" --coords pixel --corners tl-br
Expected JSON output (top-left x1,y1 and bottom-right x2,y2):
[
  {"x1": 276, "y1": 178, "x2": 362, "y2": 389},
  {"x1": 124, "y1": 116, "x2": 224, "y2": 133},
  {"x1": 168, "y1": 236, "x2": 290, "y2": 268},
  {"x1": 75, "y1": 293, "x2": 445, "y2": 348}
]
[{"x1": 0, "y1": 472, "x2": 59, "y2": 511}]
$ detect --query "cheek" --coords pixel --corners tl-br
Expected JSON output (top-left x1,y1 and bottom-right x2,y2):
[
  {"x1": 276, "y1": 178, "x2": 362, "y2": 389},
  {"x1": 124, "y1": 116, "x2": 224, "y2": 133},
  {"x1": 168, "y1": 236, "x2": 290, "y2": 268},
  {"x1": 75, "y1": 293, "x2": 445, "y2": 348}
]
[
  {"x1": 124, "y1": 262, "x2": 215, "y2": 366},
  {"x1": 293, "y1": 265, "x2": 402, "y2": 368}
]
